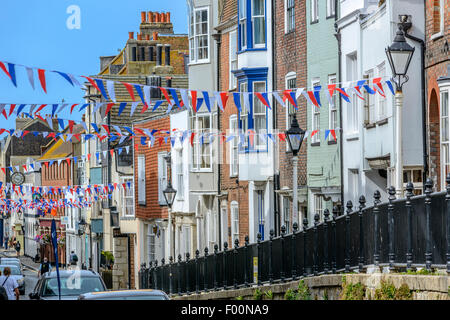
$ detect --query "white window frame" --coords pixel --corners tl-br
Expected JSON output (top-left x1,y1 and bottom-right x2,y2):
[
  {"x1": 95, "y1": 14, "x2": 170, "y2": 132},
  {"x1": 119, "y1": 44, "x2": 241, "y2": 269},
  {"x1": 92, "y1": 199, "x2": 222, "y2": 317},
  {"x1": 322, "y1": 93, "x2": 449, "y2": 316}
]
[
  {"x1": 282, "y1": 196, "x2": 290, "y2": 234},
  {"x1": 240, "y1": 82, "x2": 249, "y2": 148},
  {"x1": 377, "y1": 62, "x2": 387, "y2": 120},
  {"x1": 182, "y1": 225, "x2": 191, "y2": 256},
  {"x1": 403, "y1": 167, "x2": 423, "y2": 196},
  {"x1": 239, "y1": 0, "x2": 247, "y2": 50},
  {"x1": 229, "y1": 115, "x2": 239, "y2": 177},
  {"x1": 431, "y1": 0, "x2": 444, "y2": 39},
  {"x1": 253, "y1": 81, "x2": 267, "y2": 148},
  {"x1": 176, "y1": 149, "x2": 184, "y2": 200},
  {"x1": 314, "y1": 194, "x2": 323, "y2": 222},
  {"x1": 229, "y1": 30, "x2": 238, "y2": 90},
  {"x1": 286, "y1": 72, "x2": 297, "y2": 151},
  {"x1": 191, "y1": 112, "x2": 213, "y2": 172},
  {"x1": 364, "y1": 69, "x2": 375, "y2": 125},
  {"x1": 328, "y1": 74, "x2": 337, "y2": 130},
  {"x1": 188, "y1": 6, "x2": 210, "y2": 64},
  {"x1": 326, "y1": 0, "x2": 335, "y2": 18},
  {"x1": 158, "y1": 151, "x2": 168, "y2": 205},
  {"x1": 440, "y1": 89, "x2": 450, "y2": 190},
  {"x1": 285, "y1": 0, "x2": 295, "y2": 33},
  {"x1": 121, "y1": 176, "x2": 134, "y2": 217},
  {"x1": 147, "y1": 224, "x2": 156, "y2": 263},
  {"x1": 347, "y1": 54, "x2": 359, "y2": 134},
  {"x1": 311, "y1": 78, "x2": 321, "y2": 144},
  {"x1": 231, "y1": 201, "x2": 239, "y2": 244},
  {"x1": 251, "y1": 0, "x2": 266, "y2": 47},
  {"x1": 137, "y1": 155, "x2": 146, "y2": 205},
  {"x1": 311, "y1": 0, "x2": 319, "y2": 23},
  {"x1": 220, "y1": 203, "x2": 228, "y2": 245}
]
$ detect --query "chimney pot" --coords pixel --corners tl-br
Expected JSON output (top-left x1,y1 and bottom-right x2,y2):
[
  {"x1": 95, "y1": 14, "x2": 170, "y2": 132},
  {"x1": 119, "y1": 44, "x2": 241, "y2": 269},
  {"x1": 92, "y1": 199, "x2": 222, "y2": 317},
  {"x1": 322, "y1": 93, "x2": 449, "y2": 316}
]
[
  {"x1": 166, "y1": 12, "x2": 171, "y2": 23},
  {"x1": 154, "y1": 12, "x2": 160, "y2": 23},
  {"x1": 128, "y1": 31, "x2": 134, "y2": 39},
  {"x1": 160, "y1": 12, "x2": 166, "y2": 23},
  {"x1": 141, "y1": 11, "x2": 146, "y2": 23},
  {"x1": 146, "y1": 34, "x2": 150, "y2": 40},
  {"x1": 153, "y1": 32, "x2": 158, "y2": 41},
  {"x1": 137, "y1": 33, "x2": 142, "y2": 40},
  {"x1": 148, "y1": 11, "x2": 154, "y2": 23}
]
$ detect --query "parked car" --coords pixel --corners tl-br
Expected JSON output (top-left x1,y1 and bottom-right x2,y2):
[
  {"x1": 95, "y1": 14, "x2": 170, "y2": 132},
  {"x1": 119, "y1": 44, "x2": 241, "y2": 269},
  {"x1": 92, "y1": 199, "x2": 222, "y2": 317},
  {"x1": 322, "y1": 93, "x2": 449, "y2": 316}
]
[
  {"x1": 78, "y1": 289, "x2": 169, "y2": 300},
  {"x1": 29, "y1": 270, "x2": 107, "y2": 300},
  {"x1": 0, "y1": 259, "x2": 22, "y2": 271},
  {"x1": 0, "y1": 265, "x2": 25, "y2": 295}
]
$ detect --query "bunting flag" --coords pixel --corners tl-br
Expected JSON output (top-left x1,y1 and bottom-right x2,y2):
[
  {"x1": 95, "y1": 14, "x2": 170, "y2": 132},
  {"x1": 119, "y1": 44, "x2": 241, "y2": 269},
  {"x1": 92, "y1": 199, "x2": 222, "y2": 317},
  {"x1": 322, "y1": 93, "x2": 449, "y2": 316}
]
[
  {"x1": 105, "y1": 103, "x2": 115, "y2": 117},
  {"x1": 191, "y1": 91, "x2": 198, "y2": 113},
  {"x1": 37, "y1": 69, "x2": 47, "y2": 93},
  {"x1": 134, "y1": 84, "x2": 146, "y2": 105},
  {"x1": 54, "y1": 71, "x2": 74, "y2": 86},
  {"x1": 0, "y1": 61, "x2": 11, "y2": 79},
  {"x1": 373, "y1": 77, "x2": 386, "y2": 97},
  {"x1": 203, "y1": 91, "x2": 211, "y2": 112},
  {"x1": 233, "y1": 92, "x2": 242, "y2": 113},
  {"x1": 107, "y1": 80, "x2": 116, "y2": 102},
  {"x1": 117, "y1": 102, "x2": 127, "y2": 116},
  {"x1": 26, "y1": 67, "x2": 35, "y2": 89},
  {"x1": 95, "y1": 79, "x2": 109, "y2": 99},
  {"x1": 8, "y1": 63, "x2": 17, "y2": 87},
  {"x1": 255, "y1": 92, "x2": 271, "y2": 109}
]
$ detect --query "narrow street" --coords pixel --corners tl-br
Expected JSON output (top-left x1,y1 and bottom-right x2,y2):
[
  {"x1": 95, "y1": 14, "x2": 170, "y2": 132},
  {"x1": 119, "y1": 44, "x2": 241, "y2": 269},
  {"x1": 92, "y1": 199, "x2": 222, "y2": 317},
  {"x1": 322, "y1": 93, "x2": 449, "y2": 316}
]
[{"x1": 21, "y1": 267, "x2": 39, "y2": 300}]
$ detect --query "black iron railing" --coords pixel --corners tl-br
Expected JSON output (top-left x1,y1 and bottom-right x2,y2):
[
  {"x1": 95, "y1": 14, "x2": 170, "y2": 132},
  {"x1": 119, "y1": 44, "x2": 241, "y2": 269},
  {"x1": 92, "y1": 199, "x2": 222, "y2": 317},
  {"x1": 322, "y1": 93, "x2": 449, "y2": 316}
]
[{"x1": 139, "y1": 178, "x2": 450, "y2": 294}]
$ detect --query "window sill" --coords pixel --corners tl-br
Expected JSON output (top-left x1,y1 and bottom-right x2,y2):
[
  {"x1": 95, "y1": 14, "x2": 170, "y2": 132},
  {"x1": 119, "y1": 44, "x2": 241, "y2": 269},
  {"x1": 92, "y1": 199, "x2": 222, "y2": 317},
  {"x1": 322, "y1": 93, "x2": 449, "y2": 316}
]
[
  {"x1": 326, "y1": 15, "x2": 335, "y2": 20},
  {"x1": 310, "y1": 19, "x2": 319, "y2": 25},
  {"x1": 138, "y1": 202, "x2": 146, "y2": 207},
  {"x1": 311, "y1": 142, "x2": 320, "y2": 147},
  {"x1": 237, "y1": 47, "x2": 267, "y2": 54},
  {"x1": 327, "y1": 140, "x2": 337, "y2": 145},
  {"x1": 188, "y1": 60, "x2": 211, "y2": 66},
  {"x1": 284, "y1": 29, "x2": 295, "y2": 36},
  {"x1": 190, "y1": 169, "x2": 213, "y2": 173},
  {"x1": 364, "y1": 123, "x2": 376, "y2": 129},
  {"x1": 345, "y1": 133, "x2": 359, "y2": 141},
  {"x1": 431, "y1": 32, "x2": 443, "y2": 41},
  {"x1": 377, "y1": 118, "x2": 388, "y2": 126},
  {"x1": 120, "y1": 216, "x2": 135, "y2": 221}
]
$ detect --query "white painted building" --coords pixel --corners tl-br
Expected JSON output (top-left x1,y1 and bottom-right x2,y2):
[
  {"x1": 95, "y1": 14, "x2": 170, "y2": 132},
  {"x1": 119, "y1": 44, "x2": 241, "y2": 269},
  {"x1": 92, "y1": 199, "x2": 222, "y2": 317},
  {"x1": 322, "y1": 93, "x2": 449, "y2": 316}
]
[{"x1": 337, "y1": 0, "x2": 425, "y2": 205}]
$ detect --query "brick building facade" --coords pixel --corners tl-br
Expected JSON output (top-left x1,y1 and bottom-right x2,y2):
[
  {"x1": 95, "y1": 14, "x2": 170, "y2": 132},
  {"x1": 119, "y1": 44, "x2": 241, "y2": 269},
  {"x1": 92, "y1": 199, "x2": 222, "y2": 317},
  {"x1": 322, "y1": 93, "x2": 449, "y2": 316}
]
[{"x1": 425, "y1": 0, "x2": 449, "y2": 191}]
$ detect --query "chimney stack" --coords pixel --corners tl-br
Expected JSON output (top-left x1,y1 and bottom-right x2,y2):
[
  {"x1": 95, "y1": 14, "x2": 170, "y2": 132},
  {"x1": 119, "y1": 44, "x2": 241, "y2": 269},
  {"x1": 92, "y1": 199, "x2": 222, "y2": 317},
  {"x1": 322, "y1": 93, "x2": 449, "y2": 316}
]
[
  {"x1": 128, "y1": 32, "x2": 134, "y2": 39},
  {"x1": 148, "y1": 11, "x2": 154, "y2": 23},
  {"x1": 141, "y1": 11, "x2": 146, "y2": 23}
]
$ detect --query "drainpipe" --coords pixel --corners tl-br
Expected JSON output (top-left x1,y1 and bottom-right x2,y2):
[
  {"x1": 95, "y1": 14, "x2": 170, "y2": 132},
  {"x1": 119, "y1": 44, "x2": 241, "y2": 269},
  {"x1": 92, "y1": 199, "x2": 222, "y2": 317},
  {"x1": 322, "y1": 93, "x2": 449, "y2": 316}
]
[
  {"x1": 402, "y1": 21, "x2": 428, "y2": 191},
  {"x1": 212, "y1": 30, "x2": 221, "y2": 250},
  {"x1": 334, "y1": 18, "x2": 344, "y2": 211},
  {"x1": 271, "y1": 0, "x2": 279, "y2": 237}
]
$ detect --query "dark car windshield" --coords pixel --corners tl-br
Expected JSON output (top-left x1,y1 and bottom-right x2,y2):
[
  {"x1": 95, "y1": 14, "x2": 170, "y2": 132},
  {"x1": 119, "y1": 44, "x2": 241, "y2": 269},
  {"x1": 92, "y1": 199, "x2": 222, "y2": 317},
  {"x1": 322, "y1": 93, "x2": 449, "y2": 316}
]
[
  {"x1": 91, "y1": 295, "x2": 167, "y2": 300},
  {"x1": 0, "y1": 265, "x2": 21, "y2": 275},
  {"x1": 42, "y1": 276, "x2": 105, "y2": 297}
]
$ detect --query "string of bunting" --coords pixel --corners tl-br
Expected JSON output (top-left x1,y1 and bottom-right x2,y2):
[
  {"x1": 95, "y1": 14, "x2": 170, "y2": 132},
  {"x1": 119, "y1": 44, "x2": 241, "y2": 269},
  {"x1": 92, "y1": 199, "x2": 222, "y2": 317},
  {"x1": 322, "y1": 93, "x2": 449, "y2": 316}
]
[{"x1": 0, "y1": 60, "x2": 395, "y2": 116}]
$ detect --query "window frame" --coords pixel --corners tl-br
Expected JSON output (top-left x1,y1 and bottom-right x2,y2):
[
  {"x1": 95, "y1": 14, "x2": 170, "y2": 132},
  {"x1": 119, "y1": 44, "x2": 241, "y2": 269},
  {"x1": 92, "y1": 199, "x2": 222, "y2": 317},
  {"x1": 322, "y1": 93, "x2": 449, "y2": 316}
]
[
  {"x1": 137, "y1": 155, "x2": 146, "y2": 206},
  {"x1": 190, "y1": 112, "x2": 213, "y2": 172},
  {"x1": 188, "y1": 6, "x2": 210, "y2": 65},
  {"x1": 377, "y1": 62, "x2": 387, "y2": 121},
  {"x1": 229, "y1": 30, "x2": 238, "y2": 90},
  {"x1": 229, "y1": 115, "x2": 239, "y2": 177},
  {"x1": 176, "y1": 149, "x2": 184, "y2": 200},
  {"x1": 238, "y1": 0, "x2": 267, "y2": 52},
  {"x1": 431, "y1": 0, "x2": 444, "y2": 39},
  {"x1": 441, "y1": 89, "x2": 449, "y2": 190},
  {"x1": 282, "y1": 196, "x2": 290, "y2": 234},
  {"x1": 311, "y1": 78, "x2": 321, "y2": 144},
  {"x1": 121, "y1": 176, "x2": 135, "y2": 217},
  {"x1": 286, "y1": 72, "x2": 297, "y2": 151},
  {"x1": 326, "y1": 0, "x2": 335, "y2": 18},
  {"x1": 157, "y1": 151, "x2": 168, "y2": 205},
  {"x1": 285, "y1": 0, "x2": 295, "y2": 33},
  {"x1": 328, "y1": 74, "x2": 337, "y2": 130},
  {"x1": 314, "y1": 194, "x2": 323, "y2": 222},
  {"x1": 231, "y1": 201, "x2": 239, "y2": 244},
  {"x1": 311, "y1": 0, "x2": 319, "y2": 23}
]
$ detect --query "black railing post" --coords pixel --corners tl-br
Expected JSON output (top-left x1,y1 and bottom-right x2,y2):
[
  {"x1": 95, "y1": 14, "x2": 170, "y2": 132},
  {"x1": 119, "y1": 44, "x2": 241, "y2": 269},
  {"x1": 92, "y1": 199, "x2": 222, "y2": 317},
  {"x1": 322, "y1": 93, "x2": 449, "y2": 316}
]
[
  {"x1": 323, "y1": 210, "x2": 330, "y2": 274},
  {"x1": 405, "y1": 182, "x2": 414, "y2": 271},
  {"x1": 292, "y1": 222, "x2": 299, "y2": 279},
  {"x1": 280, "y1": 226, "x2": 286, "y2": 282},
  {"x1": 223, "y1": 242, "x2": 228, "y2": 290},
  {"x1": 154, "y1": 260, "x2": 158, "y2": 290},
  {"x1": 233, "y1": 239, "x2": 239, "y2": 289},
  {"x1": 358, "y1": 196, "x2": 366, "y2": 272},
  {"x1": 204, "y1": 247, "x2": 208, "y2": 292},
  {"x1": 388, "y1": 186, "x2": 396, "y2": 270},
  {"x1": 332, "y1": 207, "x2": 337, "y2": 273},
  {"x1": 446, "y1": 174, "x2": 450, "y2": 274},
  {"x1": 425, "y1": 178, "x2": 433, "y2": 271},
  {"x1": 177, "y1": 254, "x2": 182, "y2": 296},
  {"x1": 303, "y1": 217, "x2": 309, "y2": 277},
  {"x1": 373, "y1": 190, "x2": 381, "y2": 268},
  {"x1": 345, "y1": 201, "x2": 352, "y2": 272},
  {"x1": 313, "y1": 214, "x2": 319, "y2": 276},
  {"x1": 269, "y1": 230, "x2": 274, "y2": 284},
  {"x1": 244, "y1": 236, "x2": 249, "y2": 287},
  {"x1": 139, "y1": 263, "x2": 144, "y2": 289},
  {"x1": 169, "y1": 256, "x2": 173, "y2": 295},
  {"x1": 214, "y1": 244, "x2": 218, "y2": 290},
  {"x1": 185, "y1": 253, "x2": 190, "y2": 295},
  {"x1": 257, "y1": 233, "x2": 262, "y2": 286},
  {"x1": 195, "y1": 250, "x2": 199, "y2": 294},
  {"x1": 161, "y1": 258, "x2": 165, "y2": 293},
  {"x1": 147, "y1": 262, "x2": 152, "y2": 289}
]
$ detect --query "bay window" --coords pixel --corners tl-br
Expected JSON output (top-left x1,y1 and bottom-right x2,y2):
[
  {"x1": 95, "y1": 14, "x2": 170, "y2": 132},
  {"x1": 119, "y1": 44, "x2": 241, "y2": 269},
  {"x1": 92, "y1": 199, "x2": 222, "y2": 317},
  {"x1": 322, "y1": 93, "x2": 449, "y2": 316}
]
[
  {"x1": 239, "y1": 0, "x2": 247, "y2": 50},
  {"x1": 252, "y1": 0, "x2": 265, "y2": 46},
  {"x1": 238, "y1": 0, "x2": 266, "y2": 51},
  {"x1": 189, "y1": 7, "x2": 209, "y2": 63}
]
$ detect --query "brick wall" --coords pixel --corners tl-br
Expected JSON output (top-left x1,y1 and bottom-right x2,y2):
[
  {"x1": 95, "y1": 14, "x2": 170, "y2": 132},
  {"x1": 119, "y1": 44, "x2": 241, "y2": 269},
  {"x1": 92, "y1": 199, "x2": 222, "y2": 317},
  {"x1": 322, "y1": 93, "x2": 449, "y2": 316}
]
[
  {"x1": 425, "y1": 0, "x2": 449, "y2": 191},
  {"x1": 274, "y1": 0, "x2": 308, "y2": 190},
  {"x1": 134, "y1": 115, "x2": 170, "y2": 220}
]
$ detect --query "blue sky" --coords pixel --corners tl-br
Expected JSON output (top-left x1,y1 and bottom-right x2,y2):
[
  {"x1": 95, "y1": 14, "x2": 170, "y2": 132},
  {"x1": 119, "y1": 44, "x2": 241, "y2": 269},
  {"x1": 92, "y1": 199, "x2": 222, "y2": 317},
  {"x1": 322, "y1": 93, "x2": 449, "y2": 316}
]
[{"x1": 0, "y1": 0, "x2": 188, "y2": 132}]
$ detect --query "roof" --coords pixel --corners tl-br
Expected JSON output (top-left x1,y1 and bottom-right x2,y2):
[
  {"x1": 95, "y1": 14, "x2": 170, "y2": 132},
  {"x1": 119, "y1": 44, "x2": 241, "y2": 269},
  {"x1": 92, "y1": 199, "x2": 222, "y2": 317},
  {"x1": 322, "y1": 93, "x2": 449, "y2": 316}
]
[
  {"x1": 38, "y1": 124, "x2": 84, "y2": 161},
  {"x1": 44, "y1": 270, "x2": 101, "y2": 278}
]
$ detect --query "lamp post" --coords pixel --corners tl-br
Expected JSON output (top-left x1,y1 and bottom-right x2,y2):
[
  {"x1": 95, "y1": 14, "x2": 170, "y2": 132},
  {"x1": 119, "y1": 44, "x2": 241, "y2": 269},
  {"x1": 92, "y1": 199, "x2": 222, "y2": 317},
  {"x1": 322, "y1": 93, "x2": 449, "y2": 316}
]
[
  {"x1": 78, "y1": 217, "x2": 87, "y2": 269},
  {"x1": 285, "y1": 114, "x2": 305, "y2": 228},
  {"x1": 385, "y1": 18, "x2": 415, "y2": 197},
  {"x1": 163, "y1": 153, "x2": 177, "y2": 259}
]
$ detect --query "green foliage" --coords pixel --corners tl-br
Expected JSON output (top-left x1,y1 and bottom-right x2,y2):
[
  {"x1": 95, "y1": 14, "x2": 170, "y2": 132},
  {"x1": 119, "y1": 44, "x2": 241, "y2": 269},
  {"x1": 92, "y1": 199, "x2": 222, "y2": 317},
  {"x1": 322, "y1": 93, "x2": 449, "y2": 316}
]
[
  {"x1": 236, "y1": 296, "x2": 244, "y2": 300},
  {"x1": 400, "y1": 268, "x2": 439, "y2": 276},
  {"x1": 284, "y1": 288, "x2": 297, "y2": 300},
  {"x1": 340, "y1": 276, "x2": 366, "y2": 300},
  {"x1": 297, "y1": 280, "x2": 311, "y2": 300},
  {"x1": 101, "y1": 250, "x2": 114, "y2": 263},
  {"x1": 374, "y1": 281, "x2": 412, "y2": 300},
  {"x1": 264, "y1": 290, "x2": 273, "y2": 300},
  {"x1": 322, "y1": 290, "x2": 329, "y2": 300},
  {"x1": 253, "y1": 288, "x2": 263, "y2": 300}
]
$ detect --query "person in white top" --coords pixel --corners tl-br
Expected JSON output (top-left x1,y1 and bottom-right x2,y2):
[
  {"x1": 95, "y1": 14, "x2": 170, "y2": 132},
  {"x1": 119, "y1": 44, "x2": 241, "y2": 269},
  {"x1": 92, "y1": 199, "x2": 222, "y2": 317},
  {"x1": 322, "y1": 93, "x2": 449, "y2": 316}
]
[{"x1": 0, "y1": 267, "x2": 19, "y2": 300}]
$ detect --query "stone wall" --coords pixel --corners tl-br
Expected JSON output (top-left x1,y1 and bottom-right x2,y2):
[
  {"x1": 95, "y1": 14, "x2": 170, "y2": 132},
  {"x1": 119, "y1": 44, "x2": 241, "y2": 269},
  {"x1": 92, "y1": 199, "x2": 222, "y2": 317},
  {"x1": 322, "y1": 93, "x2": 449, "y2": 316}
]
[
  {"x1": 112, "y1": 235, "x2": 129, "y2": 290},
  {"x1": 172, "y1": 273, "x2": 450, "y2": 300}
]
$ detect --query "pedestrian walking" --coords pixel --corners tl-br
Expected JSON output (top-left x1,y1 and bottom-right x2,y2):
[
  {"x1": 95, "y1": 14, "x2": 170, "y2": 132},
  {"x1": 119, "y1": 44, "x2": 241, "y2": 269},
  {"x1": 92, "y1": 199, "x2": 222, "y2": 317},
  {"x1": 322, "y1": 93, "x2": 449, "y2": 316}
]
[
  {"x1": 69, "y1": 251, "x2": 78, "y2": 266},
  {"x1": 38, "y1": 257, "x2": 52, "y2": 277},
  {"x1": 0, "y1": 270, "x2": 8, "y2": 300},
  {"x1": 15, "y1": 241, "x2": 21, "y2": 257},
  {"x1": 0, "y1": 267, "x2": 19, "y2": 300}
]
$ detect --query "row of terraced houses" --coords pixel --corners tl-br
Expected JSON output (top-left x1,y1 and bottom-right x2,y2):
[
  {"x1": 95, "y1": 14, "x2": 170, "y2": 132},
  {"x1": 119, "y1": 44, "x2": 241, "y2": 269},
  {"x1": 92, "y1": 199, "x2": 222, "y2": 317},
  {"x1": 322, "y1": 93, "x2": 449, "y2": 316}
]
[{"x1": 3, "y1": 0, "x2": 448, "y2": 290}]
